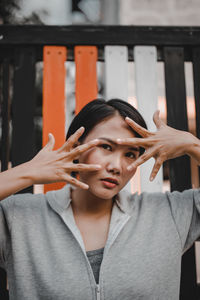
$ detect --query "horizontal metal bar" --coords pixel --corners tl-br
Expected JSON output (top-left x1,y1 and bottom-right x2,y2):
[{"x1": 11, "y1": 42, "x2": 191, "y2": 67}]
[
  {"x1": 1, "y1": 25, "x2": 200, "y2": 47},
  {"x1": 0, "y1": 45, "x2": 194, "y2": 63}
]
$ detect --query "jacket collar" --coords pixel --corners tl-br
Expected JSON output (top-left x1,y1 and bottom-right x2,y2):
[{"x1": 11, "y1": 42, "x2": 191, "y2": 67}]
[
  {"x1": 46, "y1": 184, "x2": 71, "y2": 215},
  {"x1": 46, "y1": 184, "x2": 136, "y2": 216}
]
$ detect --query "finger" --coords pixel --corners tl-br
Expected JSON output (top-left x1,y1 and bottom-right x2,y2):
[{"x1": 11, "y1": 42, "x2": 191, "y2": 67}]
[
  {"x1": 63, "y1": 173, "x2": 89, "y2": 190},
  {"x1": 69, "y1": 139, "x2": 101, "y2": 158},
  {"x1": 127, "y1": 146, "x2": 158, "y2": 170},
  {"x1": 149, "y1": 158, "x2": 163, "y2": 181},
  {"x1": 44, "y1": 133, "x2": 55, "y2": 151},
  {"x1": 65, "y1": 163, "x2": 102, "y2": 172},
  {"x1": 58, "y1": 127, "x2": 85, "y2": 152},
  {"x1": 125, "y1": 117, "x2": 152, "y2": 138},
  {"x1": 116, "y1": 137, "x2": 154, "y2": 148},
  {"x1": 153, "y1": 110, "x2": 164, "y2": 129}
]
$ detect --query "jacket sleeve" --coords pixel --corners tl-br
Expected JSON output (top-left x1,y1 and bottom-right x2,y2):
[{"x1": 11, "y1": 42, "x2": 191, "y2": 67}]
[
  {"x1": 0, "y1": 196, "x2": 15, "y2": 268},
  {"x1": 166, "y1": 189, "x2": 200, "y2": 253}
]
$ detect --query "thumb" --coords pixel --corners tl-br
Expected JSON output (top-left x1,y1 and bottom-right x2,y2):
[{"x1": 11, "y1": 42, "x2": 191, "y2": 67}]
[
  {"x1": 153, "y1": 110, "x2": 163, "y2": 129},
  {"x1": 45, "y1": 133, "x2": 55, "y2": 150}
]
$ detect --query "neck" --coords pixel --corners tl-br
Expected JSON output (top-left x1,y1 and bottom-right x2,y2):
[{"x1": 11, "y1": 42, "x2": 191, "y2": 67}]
[{"x1": 71, "y1": 188, "x2": 114, "y2": 218}]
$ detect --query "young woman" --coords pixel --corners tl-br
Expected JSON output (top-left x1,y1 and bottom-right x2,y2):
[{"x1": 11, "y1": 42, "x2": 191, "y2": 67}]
[{"x1": 1, "y1": 99, "x2": 200, "y2": 300}]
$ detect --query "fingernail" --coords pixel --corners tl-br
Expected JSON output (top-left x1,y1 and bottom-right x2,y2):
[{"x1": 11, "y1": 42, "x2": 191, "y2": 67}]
[
  {"x1": 95, "y1": 165, "x2": 102, "y2": 169},
  {"x1": 127, "y1": 165, "x2": 133, "y2": 171},
  {"x1": 150, "y1": 176, "x2": 154, "y2": 181},
  {"x1": 116, "y1": 138, "x2": 122, "y2": 143}
]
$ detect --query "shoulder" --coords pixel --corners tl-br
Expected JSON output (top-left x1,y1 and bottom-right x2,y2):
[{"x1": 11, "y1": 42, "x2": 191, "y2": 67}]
[
  {"x1": 118, "y1": 189, "x2": 196, "y2": 215},
  {"x1": 118, "y1": 190, "x2": 167, "y2": 209},
  {"x1": 137, "y1": 189, "x2": 197, "y2": 214},
  {"x1": 0, "y1": 192, "x2": 47, "y2": 213}
]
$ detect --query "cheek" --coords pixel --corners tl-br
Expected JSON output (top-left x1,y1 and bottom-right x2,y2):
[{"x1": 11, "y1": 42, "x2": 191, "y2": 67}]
[
  {"x1": 122, "y1": 165, "x2": 137, "y2": 181},
  {"x1": 129, "y1": 167, "x2": 137, "y2": 178}
]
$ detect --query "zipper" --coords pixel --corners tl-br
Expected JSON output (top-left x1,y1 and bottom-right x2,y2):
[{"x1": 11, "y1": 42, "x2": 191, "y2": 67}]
[
  {"x1": 96, "y1": 284, "x2": 100, "y2": 300},
  {"x1": 60, "y1": 199, "x2": 130, "y2": 300}
]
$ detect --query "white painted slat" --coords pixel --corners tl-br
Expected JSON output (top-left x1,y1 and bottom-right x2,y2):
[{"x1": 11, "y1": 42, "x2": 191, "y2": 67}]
[
  {"x1": 195, "y1": 241, "x2": 200, "y2": 284},
  {"x1": 105, "y1": 46, "x2": 128, "y2": 100},
  {"x1": 105, "y1": 46, "x2": 132, "y2": 193},
  {"x1": 134, "y1": 46, "x2": 163, "y2": 193}
]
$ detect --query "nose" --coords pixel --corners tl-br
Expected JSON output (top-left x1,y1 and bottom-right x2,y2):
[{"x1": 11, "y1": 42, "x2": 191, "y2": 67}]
[{"x1": 106, "y1": 153, "x2": 122, "y2": 175}]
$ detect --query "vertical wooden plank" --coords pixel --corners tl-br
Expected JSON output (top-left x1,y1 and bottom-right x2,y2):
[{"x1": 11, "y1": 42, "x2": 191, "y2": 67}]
[
  {"x1": 134, "y1": 46, "x2": 163, "y2": 193},
  {"x1": 192, "y1": 48, "x2": 200, "y2": 182},
  {"x1": 195, "y1": 241, "x2": 200, "y2": 284},
  {"x1": 104, "y1": 46, "x2": 133, "y2": 192},
  {"x1": 128, "y1": 98, "x2": 141, "y2": 195},
  {"x1": 164, "y1": 46, "x2": 197, "y2": 300},
  {"x1": 0, "y1": 57, "x2": 11, "y2": 300},
  {"x1": 1, "y1": 59, "x2": 11, "y2": 171},
  {"x1": 164, "y1": 47, "x2": 191, "y2": 191},
  {"x1": 43, "y1": 46, "x2": 67, "y2": 192},
  {"x1": 192, "y1": 47, "x2": 200, "y2": 296},
  {"x1": 12, "y1": 47, "x2": 36, "y2": 194},
  {"x1": 75, "y1": 46, "x2": 98, "y2": 114},
  {"x1": 0, "y1": 267, "x2": 9, "y2": 300},
  {"x1": 192, "y1": 48, "x2": 200, "y2": 140},
  {"x1": 104, "y1": 46, "x2": 128, "y2": 100}
]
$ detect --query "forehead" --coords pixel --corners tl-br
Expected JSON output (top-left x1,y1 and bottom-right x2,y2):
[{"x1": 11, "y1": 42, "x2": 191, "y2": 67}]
[{"x1": 84, "y1": 114, "x2": 135, "y2": 142}]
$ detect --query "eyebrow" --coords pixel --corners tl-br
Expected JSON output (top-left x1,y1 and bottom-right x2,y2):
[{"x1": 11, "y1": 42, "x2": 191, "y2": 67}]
[{"x1": 98, "y1": 137, "x2": 140, "y2": 152}]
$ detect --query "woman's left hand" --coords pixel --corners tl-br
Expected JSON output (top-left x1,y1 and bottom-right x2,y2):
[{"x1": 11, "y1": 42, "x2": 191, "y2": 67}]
[{"x1": 116, "y1": 111, "x2": 195, "y2": 181}]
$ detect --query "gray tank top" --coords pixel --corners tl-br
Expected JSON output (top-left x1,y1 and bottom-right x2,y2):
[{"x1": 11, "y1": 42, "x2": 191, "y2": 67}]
[{"x1": 86, "y1": 247, "x2": 104, "y2": 283}]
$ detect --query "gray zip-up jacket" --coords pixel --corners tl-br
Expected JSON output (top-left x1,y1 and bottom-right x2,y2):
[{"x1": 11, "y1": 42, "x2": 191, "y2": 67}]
[{"x1": 0, "y1": 185, "x2": 200, "y2": 300}]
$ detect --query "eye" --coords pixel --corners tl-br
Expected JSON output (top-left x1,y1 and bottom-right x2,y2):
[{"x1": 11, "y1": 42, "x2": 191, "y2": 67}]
[
  {"x1": 100, "y1": 144, "x2": 112, "y2": 151},
  {"x1": 125, "y1": 152, "x2": 137, "y2": 159}
]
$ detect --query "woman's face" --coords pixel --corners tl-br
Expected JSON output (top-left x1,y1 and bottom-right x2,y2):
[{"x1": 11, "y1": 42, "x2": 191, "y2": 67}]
[{"x1": 78, "y1": 114, "x2": 139, "y2": 200}]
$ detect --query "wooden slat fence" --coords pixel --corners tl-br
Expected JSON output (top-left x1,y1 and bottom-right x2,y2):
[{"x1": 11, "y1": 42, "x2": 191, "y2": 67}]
[{"x1": 1, "y1": 25, "x2": 200, "y2": 299}]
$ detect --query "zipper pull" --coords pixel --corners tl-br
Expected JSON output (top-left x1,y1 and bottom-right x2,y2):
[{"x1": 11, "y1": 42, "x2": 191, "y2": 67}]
[{"x1": 96, "y1": 284, "x2": 100, "y2": 300}]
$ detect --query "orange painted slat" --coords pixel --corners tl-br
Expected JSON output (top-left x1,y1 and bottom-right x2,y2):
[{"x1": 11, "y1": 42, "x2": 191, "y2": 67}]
[
  {"x1": 75, "y1": 46, "x2": 98, "y2": 114},
  {"x1": 43, "y1": 46, "x2": 67, "y2": 192}
]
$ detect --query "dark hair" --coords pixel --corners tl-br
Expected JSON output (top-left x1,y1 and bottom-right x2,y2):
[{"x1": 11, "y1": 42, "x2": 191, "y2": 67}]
[{"x1": 66, "y1": 98, "x2": 147, "y2": 155}]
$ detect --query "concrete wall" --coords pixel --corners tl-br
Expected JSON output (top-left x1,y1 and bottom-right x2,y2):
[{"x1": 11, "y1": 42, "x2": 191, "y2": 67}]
[{"x1": 120, "y1": 0, "x2": 200, "y2": 26}]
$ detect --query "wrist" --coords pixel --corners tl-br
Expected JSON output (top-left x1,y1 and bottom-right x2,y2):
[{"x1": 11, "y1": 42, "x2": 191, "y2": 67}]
[
  {"x1": 184, "y1": 132, "x2": 200, "y2": 158},
  {"x1": 16, "y1": 161, "x2": 35, "y2": 186}
]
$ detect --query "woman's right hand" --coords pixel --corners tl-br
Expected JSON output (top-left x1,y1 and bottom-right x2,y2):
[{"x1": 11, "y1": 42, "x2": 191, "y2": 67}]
[{"x1": 28, "y1": 127, "x2": 102, "y2": 189}]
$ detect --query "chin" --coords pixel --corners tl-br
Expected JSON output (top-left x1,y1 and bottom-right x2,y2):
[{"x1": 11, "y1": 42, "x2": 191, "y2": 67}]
[{"x1": 88, "y1": 185, "x2": 119, "y2": 200}]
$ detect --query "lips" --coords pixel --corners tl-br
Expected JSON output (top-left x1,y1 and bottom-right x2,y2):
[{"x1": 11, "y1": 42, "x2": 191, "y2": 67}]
[
  {"x1": 101, "y1": 177, "x2": 119, "y2": 185},
  {"x1": 100, "y1": 177, "x2": 119, "y2": 188}
]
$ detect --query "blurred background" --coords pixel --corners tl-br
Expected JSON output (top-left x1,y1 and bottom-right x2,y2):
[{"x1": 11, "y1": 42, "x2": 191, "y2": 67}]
[
  {"x1": 1, "y1": 0, "x2": 200, "y2": 299},
  {"x1": 1, "y1": 0, "x2": 200, "y2": 26}
]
